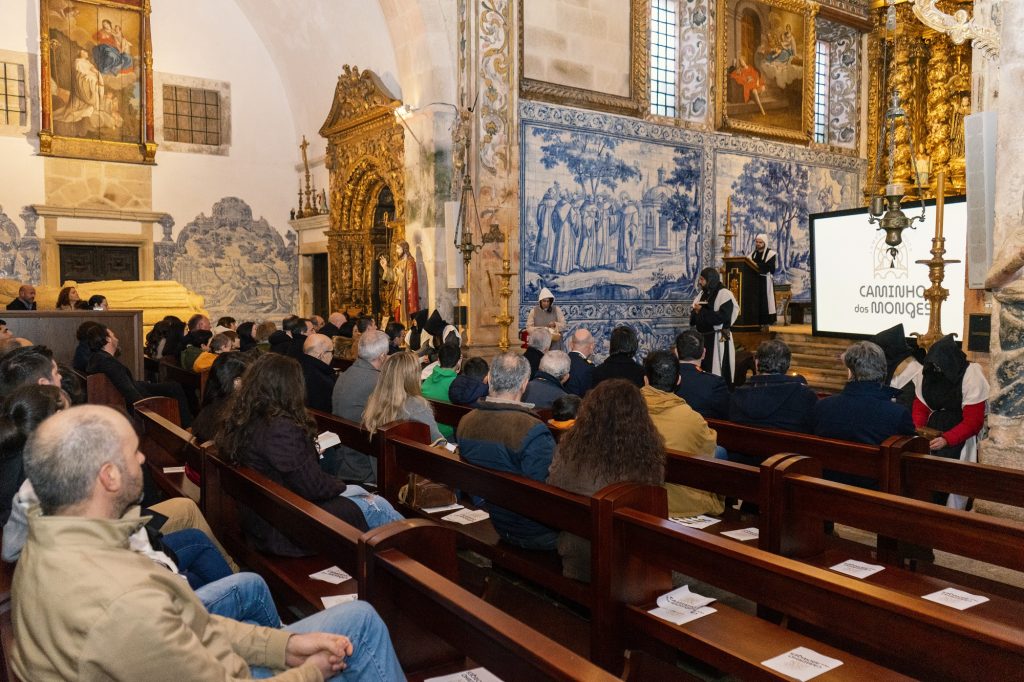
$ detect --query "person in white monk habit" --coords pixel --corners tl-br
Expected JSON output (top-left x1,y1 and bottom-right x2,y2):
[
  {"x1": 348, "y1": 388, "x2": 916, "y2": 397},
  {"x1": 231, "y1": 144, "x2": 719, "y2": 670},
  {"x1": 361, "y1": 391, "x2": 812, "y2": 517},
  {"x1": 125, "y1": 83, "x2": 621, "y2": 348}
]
[
  {"x1": 750, "y1": 233, "x2": 777, "y2": 328},
  {"x1": 690, "y1": 267, "x2": 739, "y2": 386}
]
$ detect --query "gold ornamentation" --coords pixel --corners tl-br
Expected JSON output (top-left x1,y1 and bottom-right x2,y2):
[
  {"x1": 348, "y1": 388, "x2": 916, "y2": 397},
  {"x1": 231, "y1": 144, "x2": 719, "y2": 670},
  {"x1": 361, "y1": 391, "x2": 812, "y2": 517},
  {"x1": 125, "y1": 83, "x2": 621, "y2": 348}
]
[
  {"x1": 715, "y1": 0, "x2": 818, "y2": 143},
  {"x1": 912, "y1": 0, "x2": 1000, "y2": 60},
  {"x1": 888, "y1": 30, "x2": 913, "y2": 187},
  {"x1": 914, "y1": 172, "x2": 959, "y2": 350},
  {"x1": 480, "y1": 0, "x2": 511, "y2": 176},
  {"x1": 319, "y1": 66, "x2": 405, "y2": 314},
  {"x1": 518, "y1": 0, "x2": 649, "y2": 117},
  {"x1": 491, "y1": 225, "x2": 516, "y2": 353}
]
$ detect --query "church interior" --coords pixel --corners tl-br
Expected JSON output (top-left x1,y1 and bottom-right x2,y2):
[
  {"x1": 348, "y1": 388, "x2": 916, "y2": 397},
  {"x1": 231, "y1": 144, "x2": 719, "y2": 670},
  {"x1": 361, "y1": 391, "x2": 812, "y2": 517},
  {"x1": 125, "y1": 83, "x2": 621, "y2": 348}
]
[{"x1": 1, "y1": 0, "x2": 1023, "y2": 679}]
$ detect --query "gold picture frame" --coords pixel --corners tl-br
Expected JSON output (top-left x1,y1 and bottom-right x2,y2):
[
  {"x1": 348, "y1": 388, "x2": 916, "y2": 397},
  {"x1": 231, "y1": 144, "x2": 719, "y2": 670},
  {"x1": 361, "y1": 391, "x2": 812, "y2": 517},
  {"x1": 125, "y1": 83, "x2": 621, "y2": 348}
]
[
  {"x1": 39, "y1": 0, "x2": 156, "y2": 164},
  {"x1": 716, "y1": 0, "x2": 817, "y2": 142},
  {"x1": 519, "y1": 0, "x2": 649, "y2": 117}
]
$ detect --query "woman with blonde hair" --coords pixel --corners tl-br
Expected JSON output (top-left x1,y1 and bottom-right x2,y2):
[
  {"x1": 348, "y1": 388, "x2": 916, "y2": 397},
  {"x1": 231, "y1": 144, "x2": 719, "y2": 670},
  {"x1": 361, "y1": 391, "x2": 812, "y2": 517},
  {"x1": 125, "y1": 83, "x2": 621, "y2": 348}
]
[{"x1": 363, "y1": 351, "x2": 445, "y2": 444}]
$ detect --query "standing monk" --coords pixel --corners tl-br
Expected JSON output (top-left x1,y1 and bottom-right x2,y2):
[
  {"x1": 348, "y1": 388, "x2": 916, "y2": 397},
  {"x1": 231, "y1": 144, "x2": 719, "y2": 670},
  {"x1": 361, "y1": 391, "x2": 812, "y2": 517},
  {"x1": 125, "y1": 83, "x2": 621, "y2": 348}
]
[
  {"x1": 690, "y1": 267, "x2": 739, "y2": 386},
  {"x1": 379, "y1": 240, "x2": 420, "y2": 326},
  {"x1": 750, "y1": 233, "x2": 777, "y2": 327}
]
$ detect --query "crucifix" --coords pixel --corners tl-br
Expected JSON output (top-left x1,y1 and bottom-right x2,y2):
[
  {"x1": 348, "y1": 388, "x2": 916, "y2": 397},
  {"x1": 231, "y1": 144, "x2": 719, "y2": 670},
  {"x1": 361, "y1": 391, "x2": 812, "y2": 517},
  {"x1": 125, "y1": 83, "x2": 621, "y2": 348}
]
[{"x1": 299, "y1": 135, "x2": 314, "y2": 217}]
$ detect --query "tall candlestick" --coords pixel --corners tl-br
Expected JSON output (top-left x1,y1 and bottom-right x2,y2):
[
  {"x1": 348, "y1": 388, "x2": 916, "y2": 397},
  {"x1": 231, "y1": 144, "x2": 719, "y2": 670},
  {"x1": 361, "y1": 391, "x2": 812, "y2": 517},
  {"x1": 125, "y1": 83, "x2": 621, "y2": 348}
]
[{"x1": 934, "y1": 172, "x2": 945, "y2": 240}]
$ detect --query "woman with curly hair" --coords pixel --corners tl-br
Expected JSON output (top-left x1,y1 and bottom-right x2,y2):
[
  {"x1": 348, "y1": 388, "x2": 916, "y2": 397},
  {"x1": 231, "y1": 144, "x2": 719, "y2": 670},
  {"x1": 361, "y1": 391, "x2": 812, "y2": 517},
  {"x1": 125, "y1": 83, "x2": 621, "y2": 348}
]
[
  {"x1": 215, "y1": 353, "x2": 401, "y2": 556},
  {"x1": 362, "y1": 351, "x2": 445, "y2": 444},
  {"x1": 55, "y1": 286, "x2": 83, "y2": 311},
  {"x1": 547, "y1": 378, "x2": 665, "y2": 582}
]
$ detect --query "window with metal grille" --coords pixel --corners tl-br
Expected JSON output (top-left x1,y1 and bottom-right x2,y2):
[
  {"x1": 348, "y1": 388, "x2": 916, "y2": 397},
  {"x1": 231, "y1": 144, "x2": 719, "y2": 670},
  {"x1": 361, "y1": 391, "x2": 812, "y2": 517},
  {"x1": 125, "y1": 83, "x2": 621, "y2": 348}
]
[
  {"x1": 813, "y1": 39, "x2": 830, "y2": 144},
  {"x1": 162, "y1": 85, "x2": 221, "y2": 146},
  {"x1": 0, "y1": 61, "x2": 27, "y2": 127},
  {"x1": 650, "y1": 0, "x2": 678, "y2": 118}
]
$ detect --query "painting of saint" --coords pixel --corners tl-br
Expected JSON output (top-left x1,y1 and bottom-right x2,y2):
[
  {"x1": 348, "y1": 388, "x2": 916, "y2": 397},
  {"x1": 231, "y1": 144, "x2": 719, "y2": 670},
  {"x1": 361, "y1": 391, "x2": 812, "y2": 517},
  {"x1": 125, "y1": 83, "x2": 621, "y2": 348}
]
[
  {"x1": 718, "y1": 0, "x2": 814, "y2": 141},
  {"x1": 41, "y1": 0, "x2": 152, "y2": 160}
]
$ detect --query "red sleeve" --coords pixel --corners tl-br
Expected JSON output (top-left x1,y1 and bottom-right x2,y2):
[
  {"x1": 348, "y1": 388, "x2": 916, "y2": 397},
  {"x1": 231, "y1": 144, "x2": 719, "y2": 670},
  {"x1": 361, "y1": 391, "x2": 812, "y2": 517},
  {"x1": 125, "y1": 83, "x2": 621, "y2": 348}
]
[
  {"x1": 942, "y1": 402, "x2": 985, "y2": 448},
  {"x1": 911, "y1": 396, "x2": 930, "y2": 428}
]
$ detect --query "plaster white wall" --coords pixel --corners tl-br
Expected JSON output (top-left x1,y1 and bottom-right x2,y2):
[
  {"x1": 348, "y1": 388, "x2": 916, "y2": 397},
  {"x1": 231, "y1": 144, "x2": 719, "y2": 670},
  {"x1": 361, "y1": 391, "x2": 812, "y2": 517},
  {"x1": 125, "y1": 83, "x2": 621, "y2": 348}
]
[{"x1": 0, "y1": 2, "x2": 44, "y2": 220}]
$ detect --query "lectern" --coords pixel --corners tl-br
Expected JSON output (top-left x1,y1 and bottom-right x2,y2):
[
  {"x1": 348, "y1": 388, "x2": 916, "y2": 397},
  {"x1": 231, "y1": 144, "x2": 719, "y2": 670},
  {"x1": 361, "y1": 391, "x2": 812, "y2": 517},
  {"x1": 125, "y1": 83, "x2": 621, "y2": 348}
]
[{"x1": 723, "y1": 256, "x2": 761, "y2": 332}]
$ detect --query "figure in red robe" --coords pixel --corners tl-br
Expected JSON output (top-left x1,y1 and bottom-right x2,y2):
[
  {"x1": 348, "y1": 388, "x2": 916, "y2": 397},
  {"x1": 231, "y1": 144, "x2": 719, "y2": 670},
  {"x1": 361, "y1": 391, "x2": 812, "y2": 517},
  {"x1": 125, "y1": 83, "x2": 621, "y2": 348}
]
[{"x1": 379, "y1": 240, "x2": 420, "y2": 326}]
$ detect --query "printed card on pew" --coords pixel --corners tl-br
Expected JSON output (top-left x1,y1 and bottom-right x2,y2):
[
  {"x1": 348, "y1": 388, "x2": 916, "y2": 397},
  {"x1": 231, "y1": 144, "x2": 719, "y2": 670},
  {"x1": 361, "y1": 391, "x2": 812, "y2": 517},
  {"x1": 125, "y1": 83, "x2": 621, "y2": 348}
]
[
  {"x1": 829, "y1": 559, "x2": 885, "y2": 579},
  {"x1": 421, "y1": 503, "x2": 464, "y2": 514},
  {"x1": 922, "y1": 587, "x2": 990, "y2": 611},
  {"x1": 161, "y1": 466, "x2": 185, "y2": 474},
  {"x1": 670, "y1": 515, "x2": 721, "y2": 529},
  {"x1": 720, "y1": 527, "x2": 759, "y2": 541},
  {"x1": 762, "y1": 647, "x2": 844, "y2": 681},
  {"x1": 649, "y1": 585, "x2": 717, "y2": 625},
  {"x1": 441, "y1": 509, "x2": 490, "y2": 525},
  {"x1": 425, "y1": 667, "x2": 503, "y2": 682},
  {"x1": 309, "y1": 566, "x2": 353, "y2": 585},
  {"x1": 321, "y1": 594, "x2": 358, "y2": 609}
]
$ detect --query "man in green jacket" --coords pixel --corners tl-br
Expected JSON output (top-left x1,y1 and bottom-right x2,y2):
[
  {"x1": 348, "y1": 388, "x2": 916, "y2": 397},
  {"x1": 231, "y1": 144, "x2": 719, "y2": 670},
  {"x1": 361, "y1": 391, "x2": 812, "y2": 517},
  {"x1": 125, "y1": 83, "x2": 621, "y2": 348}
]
[{"x1": 421, "y1": 342, "x2": 461, "y2": 439}]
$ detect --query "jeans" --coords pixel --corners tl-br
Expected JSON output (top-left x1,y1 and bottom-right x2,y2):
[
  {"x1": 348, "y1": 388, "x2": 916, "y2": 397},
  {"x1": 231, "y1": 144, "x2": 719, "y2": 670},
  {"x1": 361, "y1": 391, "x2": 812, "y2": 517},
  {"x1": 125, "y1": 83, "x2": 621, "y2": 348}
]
[
  {"x1": 161, "y1": 528, "x2": 233, "y2": 589},
  {"x1": 196, "y1": 572, "x2": 281, "y2": 627},
  {"x1": 343, "y1": 486, "x2": 403, "y2": 529},
  {"x1": 250, "y1": 601, "x2": 405, "y2": 681}
]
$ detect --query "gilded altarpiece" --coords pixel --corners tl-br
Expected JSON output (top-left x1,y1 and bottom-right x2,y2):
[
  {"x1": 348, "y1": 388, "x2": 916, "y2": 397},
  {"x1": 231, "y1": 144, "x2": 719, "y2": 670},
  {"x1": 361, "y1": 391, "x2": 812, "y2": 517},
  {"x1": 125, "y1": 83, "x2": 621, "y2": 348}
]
[{"x1": 320, "y1": 66, "x2": 405, "y2": 313}]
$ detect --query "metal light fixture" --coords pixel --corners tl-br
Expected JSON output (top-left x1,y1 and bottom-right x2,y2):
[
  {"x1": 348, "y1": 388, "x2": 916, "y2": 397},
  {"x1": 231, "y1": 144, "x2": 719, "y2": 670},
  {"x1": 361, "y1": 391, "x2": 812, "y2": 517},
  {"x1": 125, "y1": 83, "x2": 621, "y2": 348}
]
[{"x1": 868, "y1": 2, "x2": 927, "y2": 267}]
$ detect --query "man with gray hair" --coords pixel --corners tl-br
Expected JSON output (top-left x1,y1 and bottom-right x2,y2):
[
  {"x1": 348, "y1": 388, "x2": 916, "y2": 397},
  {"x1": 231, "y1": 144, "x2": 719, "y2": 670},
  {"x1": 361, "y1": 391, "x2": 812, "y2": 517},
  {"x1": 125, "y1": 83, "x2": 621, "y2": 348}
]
[
  {"x1": 729, "y1": 339, "x2": 817, "y2": 439},
  {"x1": 522, "y1": 349, "x2": 569, "y2": 409},
  {"x1": 299, "y1": 333, "x2": 336, "y2": 412},
  {"x1": 813, "y1": 341, "x2": 915, "y2": 456},
  {"x1": 330, "y1": 329, "x2": 390, "y2": 483},
  {"x1": 320, "y1": 311, "x2": 348, "y2": 338},
  {"x1": 12, "y1": 405, "x2": 404, "y2": 680},
  {"x1": 457, "y1": 352, "x2": 558, "y2": 550},
  {"x1": 523, "y1": 327, "x2": 551, "y2": 378},
  {"x1": 563, "y1": 327, "x2": 595, "y2": 397}
]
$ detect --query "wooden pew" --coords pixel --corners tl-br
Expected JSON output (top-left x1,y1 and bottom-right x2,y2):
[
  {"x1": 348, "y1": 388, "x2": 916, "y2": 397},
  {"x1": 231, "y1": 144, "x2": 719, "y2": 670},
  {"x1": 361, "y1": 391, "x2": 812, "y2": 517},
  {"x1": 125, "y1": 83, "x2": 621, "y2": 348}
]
[
  {"x1": 897, "y1": 452, "x2": 1024, "y2": 511},
  {"x1": 203, "y1": 450, "x2": 363, "y2": 616},
  {"x1": 707, "y1": 418, "x2": 928, "y2": 493},
  {"x1": 597, "y1": 490, "x2": 1024, "y2": 680},
  {"x1": 85, "y1": 372, "x2": 127, "y2": 412},
  {"x1": 161, "y1": 362, "x2": 207, "y2": 414},
  {"x1": 358, "y1": 520, "x2": 627, "y2": 681},
  {"x1": 133, "y1": 401, "x2": 199, "y2": 505},
  {"x1": 380, "y1": 433, "x2": 666, "y2": 666}
]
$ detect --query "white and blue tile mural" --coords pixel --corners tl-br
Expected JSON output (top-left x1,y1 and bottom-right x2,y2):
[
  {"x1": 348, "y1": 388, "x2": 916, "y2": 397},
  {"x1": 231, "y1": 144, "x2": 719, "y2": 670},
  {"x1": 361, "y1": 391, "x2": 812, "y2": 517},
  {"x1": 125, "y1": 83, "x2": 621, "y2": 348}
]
[
  {"x1": 519, "y1": 101, "x2": 864, "y2": 354},
  {"x1": 0, "y1": 207, "x2": 40, "y2": 284}
]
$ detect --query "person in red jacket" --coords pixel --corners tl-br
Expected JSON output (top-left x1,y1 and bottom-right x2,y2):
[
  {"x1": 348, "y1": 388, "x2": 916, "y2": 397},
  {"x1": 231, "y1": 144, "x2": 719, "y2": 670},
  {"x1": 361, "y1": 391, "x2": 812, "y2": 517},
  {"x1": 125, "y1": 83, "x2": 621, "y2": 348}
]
[{"x1": 911, "y1": 334, "x2": 989, "y2": 508}]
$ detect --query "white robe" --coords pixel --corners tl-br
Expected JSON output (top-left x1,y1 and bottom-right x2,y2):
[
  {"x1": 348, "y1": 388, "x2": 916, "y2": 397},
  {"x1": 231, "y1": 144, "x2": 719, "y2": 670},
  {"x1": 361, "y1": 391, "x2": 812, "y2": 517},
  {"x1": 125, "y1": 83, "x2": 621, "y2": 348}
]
[{"x1": 709, "y1": 288, "x2": 739, "y2": 378}]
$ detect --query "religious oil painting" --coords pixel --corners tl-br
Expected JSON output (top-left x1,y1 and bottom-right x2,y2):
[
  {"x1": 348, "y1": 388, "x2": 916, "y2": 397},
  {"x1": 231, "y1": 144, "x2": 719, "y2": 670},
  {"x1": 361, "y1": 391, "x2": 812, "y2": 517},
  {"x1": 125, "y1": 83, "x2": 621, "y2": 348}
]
[
  {"x1": 40, "y1": 0, "x2": 156, "y2": 164},
  {"x1": 716, "y1": 0, "x2": 816, "y2": 142}
]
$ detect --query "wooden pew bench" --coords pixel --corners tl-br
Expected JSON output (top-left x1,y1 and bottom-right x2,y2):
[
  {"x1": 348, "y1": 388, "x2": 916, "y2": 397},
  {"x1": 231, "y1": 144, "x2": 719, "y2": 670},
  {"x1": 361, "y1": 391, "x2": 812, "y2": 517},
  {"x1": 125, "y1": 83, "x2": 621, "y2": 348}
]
[
  {"x1": 134, "y1": 400, "x2": 201, "y2": 505},
  {"x1": 85, "y1": 372, "x2": 127, "y2": 412},
  {"x1": 203, "y1": 450, "x2": 363, "y2": 617},
  {"x1": 359, "y1": 520, "x2": 628, "y2": 681},
  {"x1": 763, "y1": 455, "x2": 1024, "y2": 648},
  {"x1": 661, "y1": 448, "x2": 766, "y2": 538},
  {"x1": 160, "y1": 362, "x2": 208, "y2": 415},
  {"x1": 597, "y1": 486, "x2": 1023, "y2": 680}
]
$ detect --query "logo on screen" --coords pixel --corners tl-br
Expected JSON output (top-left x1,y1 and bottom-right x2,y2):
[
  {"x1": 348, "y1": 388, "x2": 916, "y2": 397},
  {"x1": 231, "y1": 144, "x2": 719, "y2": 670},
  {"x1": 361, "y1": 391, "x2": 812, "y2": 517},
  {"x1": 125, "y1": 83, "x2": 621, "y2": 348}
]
[{"x1": 872, "y1": 233, "x2": 908, "y2": 279}]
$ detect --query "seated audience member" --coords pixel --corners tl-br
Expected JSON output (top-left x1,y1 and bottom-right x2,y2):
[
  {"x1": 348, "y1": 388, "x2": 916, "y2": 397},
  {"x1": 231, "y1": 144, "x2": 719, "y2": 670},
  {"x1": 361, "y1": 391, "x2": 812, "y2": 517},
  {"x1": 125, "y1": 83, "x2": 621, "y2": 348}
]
[
  {"x1": 729, "y1": 339, "x2": 817, "y2": 437},
  {"x1": 338, "y1": 311, "x2": 358, "y2": 338},
  {"x1": 319, "y1": 311, "x2": 347, "y2": 338},
  {"x1": 216, "y1": 354, "x2": 401, "y2": 556},
  {"x1": 548, "y1": 394, "x2": 581, "y2": 431},
  {"x1": 84, "y1": 323, "x2": 194, "y2": 427},
  {"x1": 14, "y1": 404, "x2": 404, "y2": 680},
  {"x1": 160, "y1": 316, "x2": 187, "y2": 360},
  {"x1": 0, "y1": 338, "x2": 31, "y2": 355},
  {"x1": 253, "y1": 320, "x2": 277, "y2": 352},
  {"x1": 236, "y1": 321, "x2": 257, "y2": 351},
  {"x1": 272, "y1": 315, "x2": 310, "y2": 357},
  {"x1": 58, "y1": 365, "x2": 86, "y2": 405},
  {"x1": 591, "y1": 326, "x2": 645, "y2": 387},
  {"x1": 88, "y1": 294, "x2": 108, "y2": 311},
  {"x1": 191, "y1": 352, "x2": 253, "y2": 445},
  {"x1": 143, "y1": 320, "x2": 171, "y2": 360},
  {"x1": 522, "y1": 350, "x2": 569, "y2": 409},
  {"x1": 870, "y1": 323, "x2": 924, "y2": 408},
  {"x1": 331, "y1": 329, "x2": 390, "y2": 484},
  {"x1": 547, "y1": 379, "x2": 664, "y2": 581},
  {"x1": 403, "y1": 309, "x2": 429, "y2": 352},
  {"x1": 214, "y1": 316, "x2": 237, "y2": 334},
  {"x1": 642, "y1": 351, "x2": 724, "y2": 517},
  {"x1": 0, "y1": 345, "x2": 62, "y2": 395},
  {"x1": 6, "y1": 284, "x2": 36, "y2": 311},
  {"x1": 74, "y1": 321, "x2": 103, "y2": 372},
  {"x1": 384, "y1": 320, "x2": 405, "y2": 355},
  {"x1": 0, "y1": 385, "x2": 66, "y2": 524},
  {"x1": 674, "y1": 329, "x2": 730, "y2": 420},
  {"x1": 523, "y1": 327, "x2": 551, "y2": 378},
  {"x1": 457, "y1": 352, "x2": 558, "y2": 550},
  {"x1": 350, "y1": 316, "x2": 378, "y2": 356},
  {"x1": 563, "y1": 328, "x2": 595, "y2": 397},
  {"x1": 191, "y1": 331, "x2": 238, "y2": 373},
  {"x1": 421, "y1": 343, "x2": 461, "y2": 439},
  {"x1": 297, "y1": 333, "x2": 336, "y2": 412},
  {"x1": 449, "y1": 356, "x2": 489, "y2": 406},
  {"x1": 180, "y1": 330, "x2": 214, "y2": 371},
  {"x1": 187, "y1": 313, "x2": 212, "y2": 334},
  {"x1": 55, "y1": 286, "x2": 82, "y2": 311},
  {"x1": 0, "y1": 319, "x2": 10, "y2": 341},
  {"x1": 310, "y1": 315, "x2": 325, "y2": 332},
  {"x1": 364, "y1": 352, "x2": 445, "y2": 445}
]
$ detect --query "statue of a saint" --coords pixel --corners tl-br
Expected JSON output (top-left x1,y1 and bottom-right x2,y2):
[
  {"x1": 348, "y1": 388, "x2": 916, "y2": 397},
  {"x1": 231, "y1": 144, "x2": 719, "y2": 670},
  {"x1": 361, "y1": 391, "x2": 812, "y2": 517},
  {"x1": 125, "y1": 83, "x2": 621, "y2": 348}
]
[{"x1": 379, "y1": 240, "x2": 420, "y2": 325}]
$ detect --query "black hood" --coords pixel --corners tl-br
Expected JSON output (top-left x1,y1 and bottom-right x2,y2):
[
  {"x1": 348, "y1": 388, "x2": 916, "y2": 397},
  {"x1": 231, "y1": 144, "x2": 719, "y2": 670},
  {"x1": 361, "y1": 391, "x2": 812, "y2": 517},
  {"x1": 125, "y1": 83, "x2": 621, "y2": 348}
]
[
  {"x1": 924, "y1": 334, "x2": 968, "y2": 382},
  {"x1": 424, "y1": 310, "x2": 447, "y2": 338},
  {"x1": 870, "y1": 324, "x2": 912, "y2": 382}
]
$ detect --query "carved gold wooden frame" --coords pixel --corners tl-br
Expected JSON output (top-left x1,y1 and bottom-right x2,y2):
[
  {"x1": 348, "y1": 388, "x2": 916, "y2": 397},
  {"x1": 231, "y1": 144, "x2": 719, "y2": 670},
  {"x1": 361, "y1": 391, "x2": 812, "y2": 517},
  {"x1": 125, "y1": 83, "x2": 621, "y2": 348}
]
[
  {"x1": 319, "y1": 66, "x2": 405, "y2": 313},
  {"x1": 39, "y1": 0, "x2": 156, "y2": 164},
  {"x1": 518, "y1": 0, "x2": 649, "y2": 117},
  {"x1": 716, "y1": 0, "x2": 817, "y2": 142}
]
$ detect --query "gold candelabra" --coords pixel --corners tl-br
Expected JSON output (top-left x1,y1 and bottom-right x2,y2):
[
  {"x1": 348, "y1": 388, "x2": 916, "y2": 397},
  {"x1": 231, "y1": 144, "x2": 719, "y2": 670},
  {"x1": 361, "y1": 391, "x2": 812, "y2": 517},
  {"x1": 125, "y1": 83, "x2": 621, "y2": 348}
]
[
  {"x1": 719, "y1": 196, "x2": 735, "y2": 278},
  {"x1": 295, "y1": 135, "x2": 317, "y2": 218},
  {"x1": 492, "y1": 224, "x2": 517, "y2": 352},
  {"x1": 914, "y1": 171, "x2": 960, "y2": 350}
]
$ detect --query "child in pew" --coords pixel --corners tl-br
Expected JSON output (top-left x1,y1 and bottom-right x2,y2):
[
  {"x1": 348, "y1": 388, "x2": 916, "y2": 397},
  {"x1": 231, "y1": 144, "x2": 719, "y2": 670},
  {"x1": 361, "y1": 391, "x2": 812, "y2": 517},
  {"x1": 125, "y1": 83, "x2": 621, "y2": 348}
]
[
  {"x1": 546, "y1": 380, "x2": 665, "y2": 582},
  {"x1": 216, "y1": 353, "x2": 403, "y2": 557},
  {"x1": 547, "y1": 393, "x2": 581, "y2": 431}
]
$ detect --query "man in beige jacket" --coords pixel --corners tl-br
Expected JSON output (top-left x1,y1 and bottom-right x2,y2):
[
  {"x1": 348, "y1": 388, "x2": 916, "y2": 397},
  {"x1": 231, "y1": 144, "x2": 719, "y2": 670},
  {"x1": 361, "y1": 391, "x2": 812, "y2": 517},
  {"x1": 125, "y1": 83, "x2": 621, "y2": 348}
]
[
  {"x1": 12, "y1": 404, "x2": 404, "y2": 681},
  {"x1": 641, "y1": 350, "x2": 725, "y2": 517}
]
